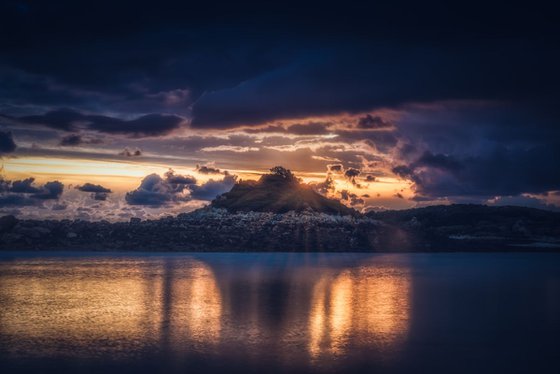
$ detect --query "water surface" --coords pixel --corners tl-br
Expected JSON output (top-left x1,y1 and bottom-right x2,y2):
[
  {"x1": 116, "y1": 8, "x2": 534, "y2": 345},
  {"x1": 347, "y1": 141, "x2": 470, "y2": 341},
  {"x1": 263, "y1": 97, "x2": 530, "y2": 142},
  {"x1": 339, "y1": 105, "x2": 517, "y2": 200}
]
[{"x1": 1, "y1": 252, "x2": 559, "y2": 373}]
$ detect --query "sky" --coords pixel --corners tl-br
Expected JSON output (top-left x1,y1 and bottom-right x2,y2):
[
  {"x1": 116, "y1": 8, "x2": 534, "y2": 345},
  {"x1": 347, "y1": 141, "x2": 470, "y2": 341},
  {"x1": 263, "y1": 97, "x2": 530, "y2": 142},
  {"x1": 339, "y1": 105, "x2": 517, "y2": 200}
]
[{"x1": 1, "y1": 1, "x2": 559, "y2": 220}]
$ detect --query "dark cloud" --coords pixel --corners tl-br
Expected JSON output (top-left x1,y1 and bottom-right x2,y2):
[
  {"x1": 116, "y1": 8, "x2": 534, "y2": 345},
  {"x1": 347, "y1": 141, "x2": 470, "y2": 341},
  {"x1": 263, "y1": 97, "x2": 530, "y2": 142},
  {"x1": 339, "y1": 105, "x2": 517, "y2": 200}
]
[
  {"x1": 33, "y1": 181, "x2": 64, "y2": 199},
  {"x1": 17, "y1": 110, "x2": 79, "y2": 131},
  {"x1": 3, "y1": 5, "x2": 544, "y2": 131},
  {"x1": 394, "y1": 144, "x2": 560, "y2": 199},
  {"x1": 0, "y1": 131, "x2": 16, "y2": 153},
  {"x1": 398, "y1": 143, "x2": 418, "y2": 159},
  {"x1": 92, "y1": 193, "x2": 109, "y2": 201},
  {"x1": 59, "y1": 133, "x2": 103, "y2": 147},
  {"x1": 191, "y1": 40, "x2": 560, "y2": 129},
  {"x1": 1, "y1": 2, "x2": 559, "y2": 211},
  {"x1": 17, "y1": 109, "x2": 185, "y2": 137},
  {"x1": 328, "y1": 164, "x2": 343, "y2": 173},
  {"x1": 125, "y1": 169, "x2": 236, "y2": 205},
  {"x1": 344, "y1": 168, "x2": 360, "y2": 179},
  {"x1": 119, "y1": 148, "x2": 142, "y2": 157},
  {"x1": 76, "y1": 183, "x2": 112, "y2": 201},
  {"x1": 190, "y1": 175, "x2": 237, "y2": 200},
  {"x1": 392, "y1": 165, "x2": 414, "y2": 177},
  {"x1": 0, "y1": 177, "x2": 64, "y2": 206},
  {"x1": 310, "y1": 175, "x2": 335, "y2": 195},
  {"x1": 415, "y1": 151, "x2": 464, "y2": 172},
  {"x1": 164, "y1": 169, "x2": 197, "y2": 187},
  {"x1": 340, "y1": 190, "x2": 364, "y2": 206},
  {"x1": 243, "y1": 125, "x2": 286, "y2": 134},
  {"x1": 51, "y1": 203, "x2": 68, "y2": 210},
  {"x1": 126, "y1": 169, "x2": 196, "y2": 206},
  {"x1": 334, "y1": 130, "x2": 399, "y2": 153},
  {"x1": 196, "y1": 164, "x2": 223, "y2": 174},
  {"x1": 91, "y1": 113, "x2": 185, "y2": 137},
  {"x1": 125, "y1": 173, "x2": 188, "y2": 206},
  {"x1": 59, "y1": 134, "x2": 83, "y2": 146},
  {"x1": 285, "y1": 122, "x2": 331, "y2": 135},
  {"x1": 241, "y1": 122, "x2": 331, "y2": 135},
  {"x1": 1, "y1": 2, "x2": 558, "y2": 133},
  {"x1": 10, "y1": 178, "x2": 41, "y2": 193},
  {"x1": 356, "y1": 115, "x2": 392, "y2": 129},
  {"x1": 0, "y1": 194, "x2": 36, "y2": 207}
]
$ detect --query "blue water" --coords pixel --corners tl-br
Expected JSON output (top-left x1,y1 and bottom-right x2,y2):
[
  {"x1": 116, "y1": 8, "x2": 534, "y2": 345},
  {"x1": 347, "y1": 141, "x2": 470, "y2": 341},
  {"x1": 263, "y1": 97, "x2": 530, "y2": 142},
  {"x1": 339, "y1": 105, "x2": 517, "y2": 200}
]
[{"x1": 0, "y1": 252, "x2": 559, "y2": 373}]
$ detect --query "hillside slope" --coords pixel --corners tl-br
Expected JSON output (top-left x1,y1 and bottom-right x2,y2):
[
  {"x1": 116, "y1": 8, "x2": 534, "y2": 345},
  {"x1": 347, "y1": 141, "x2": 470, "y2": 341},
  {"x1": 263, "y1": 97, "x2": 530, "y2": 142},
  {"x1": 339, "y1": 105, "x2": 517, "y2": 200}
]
[{"x1": 211, "y1": 167, "x2": 357, "y2": 216}]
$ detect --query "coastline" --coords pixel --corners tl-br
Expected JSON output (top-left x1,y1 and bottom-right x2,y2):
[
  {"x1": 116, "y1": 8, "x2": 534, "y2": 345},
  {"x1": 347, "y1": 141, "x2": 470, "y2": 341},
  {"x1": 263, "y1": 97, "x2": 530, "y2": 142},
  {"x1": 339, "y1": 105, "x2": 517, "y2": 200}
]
[{"x1": 2, "y1": 205, "x2": 559, "y2": 253}]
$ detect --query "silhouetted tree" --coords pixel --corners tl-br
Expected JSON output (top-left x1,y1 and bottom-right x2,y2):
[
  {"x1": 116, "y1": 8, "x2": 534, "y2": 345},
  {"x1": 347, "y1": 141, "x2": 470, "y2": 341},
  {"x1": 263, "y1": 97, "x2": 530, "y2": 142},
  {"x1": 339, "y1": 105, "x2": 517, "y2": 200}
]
[{"x1": 270, "y1": 166, "x2": 294, "y2": 179}]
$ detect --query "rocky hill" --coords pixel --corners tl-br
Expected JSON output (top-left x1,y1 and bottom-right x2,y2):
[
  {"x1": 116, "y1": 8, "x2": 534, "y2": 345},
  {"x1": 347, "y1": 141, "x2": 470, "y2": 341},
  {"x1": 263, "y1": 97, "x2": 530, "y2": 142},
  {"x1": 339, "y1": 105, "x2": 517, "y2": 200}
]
[{"x1": 211, "y1": 166, "x2": 357, "y2": 216}]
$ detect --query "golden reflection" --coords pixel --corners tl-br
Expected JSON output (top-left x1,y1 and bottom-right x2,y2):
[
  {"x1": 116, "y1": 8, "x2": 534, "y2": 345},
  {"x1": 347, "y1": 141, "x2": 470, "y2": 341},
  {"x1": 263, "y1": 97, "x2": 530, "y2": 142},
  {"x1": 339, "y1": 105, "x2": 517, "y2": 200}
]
[
  {"x1": 166, "y1": 260, "x2": 222, "y2": 347},
  {"x1": 308, "y1": 265, "x2": 411, "y2": 359},
  {"x1": 0, "y1": 258, "x2": 222, "y2": 357},
  {"x1": 0, "y1": 261, "x2": 160, "y2": 356},
  {"x1": 0, "y1": 255, "x2": 410, "y2": 365},
  {"x1": 356, "y1": 268, "x2": 411, "y2": 341},
  {"x1": 329, "y1": 271, "x2": 354, "y2": 354},
  {"x1": 308, "y1": 277, "x2": 328, "y2": 358}
]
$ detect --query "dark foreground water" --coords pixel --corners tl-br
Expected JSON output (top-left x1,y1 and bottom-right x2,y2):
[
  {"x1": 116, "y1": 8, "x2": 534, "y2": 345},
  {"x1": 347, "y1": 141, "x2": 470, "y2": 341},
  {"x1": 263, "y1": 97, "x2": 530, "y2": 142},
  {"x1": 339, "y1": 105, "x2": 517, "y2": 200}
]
[{"x1": 0, "y1": 252, "x2": 559, "y2": 373}]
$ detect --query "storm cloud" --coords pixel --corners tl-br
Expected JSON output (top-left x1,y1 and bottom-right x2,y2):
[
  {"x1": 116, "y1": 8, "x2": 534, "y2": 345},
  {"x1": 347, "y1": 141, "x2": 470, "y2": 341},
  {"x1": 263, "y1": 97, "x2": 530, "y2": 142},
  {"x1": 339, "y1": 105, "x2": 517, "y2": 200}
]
[
  {"x1": 196, "y1": 164, "x2": 224, "y2": 175},
  {"x1": 1, "y1": 2, "x2": 559, "y2": 214},
  {"x1": 394, "y1": 145, "x2": 560, "y2": 200},
  {"x1": 125, "y1": 169, "x2": 237, "y2": 206},
  {"x1": 0, "y1": 177, "x2": 64, "y2": 206},
  {"x1": 76, "y1": 183, "x2": 112, "y2": 201},
  {"x1": 59, "y1": 133, "x2": 103, "y2": 147},
  {"x1": 190, "y1": 175, "x2": 237, "y2": 200},
  {"x1": 0, "y1": 131, "x2": 16, "y2": 153},
  {"x1": 356, "y1": 115, "x2": 393, "y2": 130},
  {"x1": 17, "y1": 109, "x2": 185, "y2": 137},
  {"x1": 125, "y1": 173, "x2": 190, "y2": 206}
]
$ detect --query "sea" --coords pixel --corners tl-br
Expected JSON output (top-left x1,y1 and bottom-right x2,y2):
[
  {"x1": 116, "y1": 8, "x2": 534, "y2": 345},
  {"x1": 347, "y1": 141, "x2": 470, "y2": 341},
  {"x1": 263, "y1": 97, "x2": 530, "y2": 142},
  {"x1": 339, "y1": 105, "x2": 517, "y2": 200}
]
[{"x1": 1, "y1": 252, "x2": 559, "y2": 373}]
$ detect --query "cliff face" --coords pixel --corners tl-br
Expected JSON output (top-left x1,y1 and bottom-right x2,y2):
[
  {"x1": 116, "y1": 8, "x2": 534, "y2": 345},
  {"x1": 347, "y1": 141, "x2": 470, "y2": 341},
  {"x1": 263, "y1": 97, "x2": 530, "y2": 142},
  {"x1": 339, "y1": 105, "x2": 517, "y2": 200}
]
[{"x1": 211, "y1": 167, "x2": 357, "y2": 216}]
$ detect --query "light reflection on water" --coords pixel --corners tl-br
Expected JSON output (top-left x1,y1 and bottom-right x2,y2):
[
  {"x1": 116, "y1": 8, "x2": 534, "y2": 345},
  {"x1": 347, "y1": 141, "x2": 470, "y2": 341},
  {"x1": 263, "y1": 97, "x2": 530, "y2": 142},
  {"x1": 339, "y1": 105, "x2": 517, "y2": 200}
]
[
  {"x1": 308, "y1": 267, "x2": 411, "y2": 359},
  {"x1": 0, "y1": 254, "x2": 411, "y2": 370},
  {"x1": 2, "y1": 252, "x2": 560, "y2": 373}
]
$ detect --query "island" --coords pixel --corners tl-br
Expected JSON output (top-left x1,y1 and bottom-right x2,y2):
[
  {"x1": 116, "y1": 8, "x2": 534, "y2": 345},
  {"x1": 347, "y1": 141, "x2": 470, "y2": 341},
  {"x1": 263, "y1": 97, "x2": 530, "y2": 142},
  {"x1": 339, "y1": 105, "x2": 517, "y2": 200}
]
[{"x1": 1, "y1": 167, "x2": 559, "y2": 252}]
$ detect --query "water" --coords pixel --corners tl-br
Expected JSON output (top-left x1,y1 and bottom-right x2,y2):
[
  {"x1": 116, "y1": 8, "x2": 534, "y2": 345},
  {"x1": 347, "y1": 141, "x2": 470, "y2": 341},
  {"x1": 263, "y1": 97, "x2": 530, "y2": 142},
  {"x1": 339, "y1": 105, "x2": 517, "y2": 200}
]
[{"x1": 0, "y1": 252, "x2": 559, "y2": 373}]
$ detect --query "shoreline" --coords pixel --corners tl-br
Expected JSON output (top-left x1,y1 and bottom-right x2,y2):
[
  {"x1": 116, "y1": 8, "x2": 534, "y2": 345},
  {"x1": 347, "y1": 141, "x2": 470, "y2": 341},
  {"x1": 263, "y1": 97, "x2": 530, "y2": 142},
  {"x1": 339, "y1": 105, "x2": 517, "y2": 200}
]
[{"x1": 2, "y1": 204, "x2": 559, "y2": 253}]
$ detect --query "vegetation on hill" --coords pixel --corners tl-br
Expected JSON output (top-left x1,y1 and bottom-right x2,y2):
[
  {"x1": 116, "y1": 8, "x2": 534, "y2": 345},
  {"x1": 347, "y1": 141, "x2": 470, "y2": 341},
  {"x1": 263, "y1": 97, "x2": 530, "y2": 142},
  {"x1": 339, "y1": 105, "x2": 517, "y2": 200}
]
[{"x1": 211, "y1": 166, "x2": 357, "y2": 215}]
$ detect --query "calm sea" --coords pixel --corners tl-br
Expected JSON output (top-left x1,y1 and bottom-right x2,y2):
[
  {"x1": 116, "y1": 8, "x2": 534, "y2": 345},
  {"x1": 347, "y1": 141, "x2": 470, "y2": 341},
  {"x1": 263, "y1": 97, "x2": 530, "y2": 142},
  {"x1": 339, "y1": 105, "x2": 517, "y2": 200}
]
[{"x1": 1, "y1": 252, "x2": 559, "y2": 373}]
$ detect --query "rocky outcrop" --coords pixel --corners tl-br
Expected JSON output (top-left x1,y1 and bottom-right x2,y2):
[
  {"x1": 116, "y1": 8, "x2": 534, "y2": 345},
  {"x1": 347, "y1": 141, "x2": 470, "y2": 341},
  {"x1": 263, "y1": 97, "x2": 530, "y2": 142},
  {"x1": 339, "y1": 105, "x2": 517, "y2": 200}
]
[
  {"x1": 0, "y1": 209, "x2": 384, "y2": 252},
  {"x1": 1, "y1": 204, "x2": 560, "y2": 252}
]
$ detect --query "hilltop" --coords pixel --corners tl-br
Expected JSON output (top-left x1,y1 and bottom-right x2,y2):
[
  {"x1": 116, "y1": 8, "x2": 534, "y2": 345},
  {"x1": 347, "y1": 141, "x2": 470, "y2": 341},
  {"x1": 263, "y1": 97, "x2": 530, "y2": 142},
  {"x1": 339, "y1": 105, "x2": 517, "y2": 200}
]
[{"x1": 210, "y1": 166, "x2": 357, "y2": 216}]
